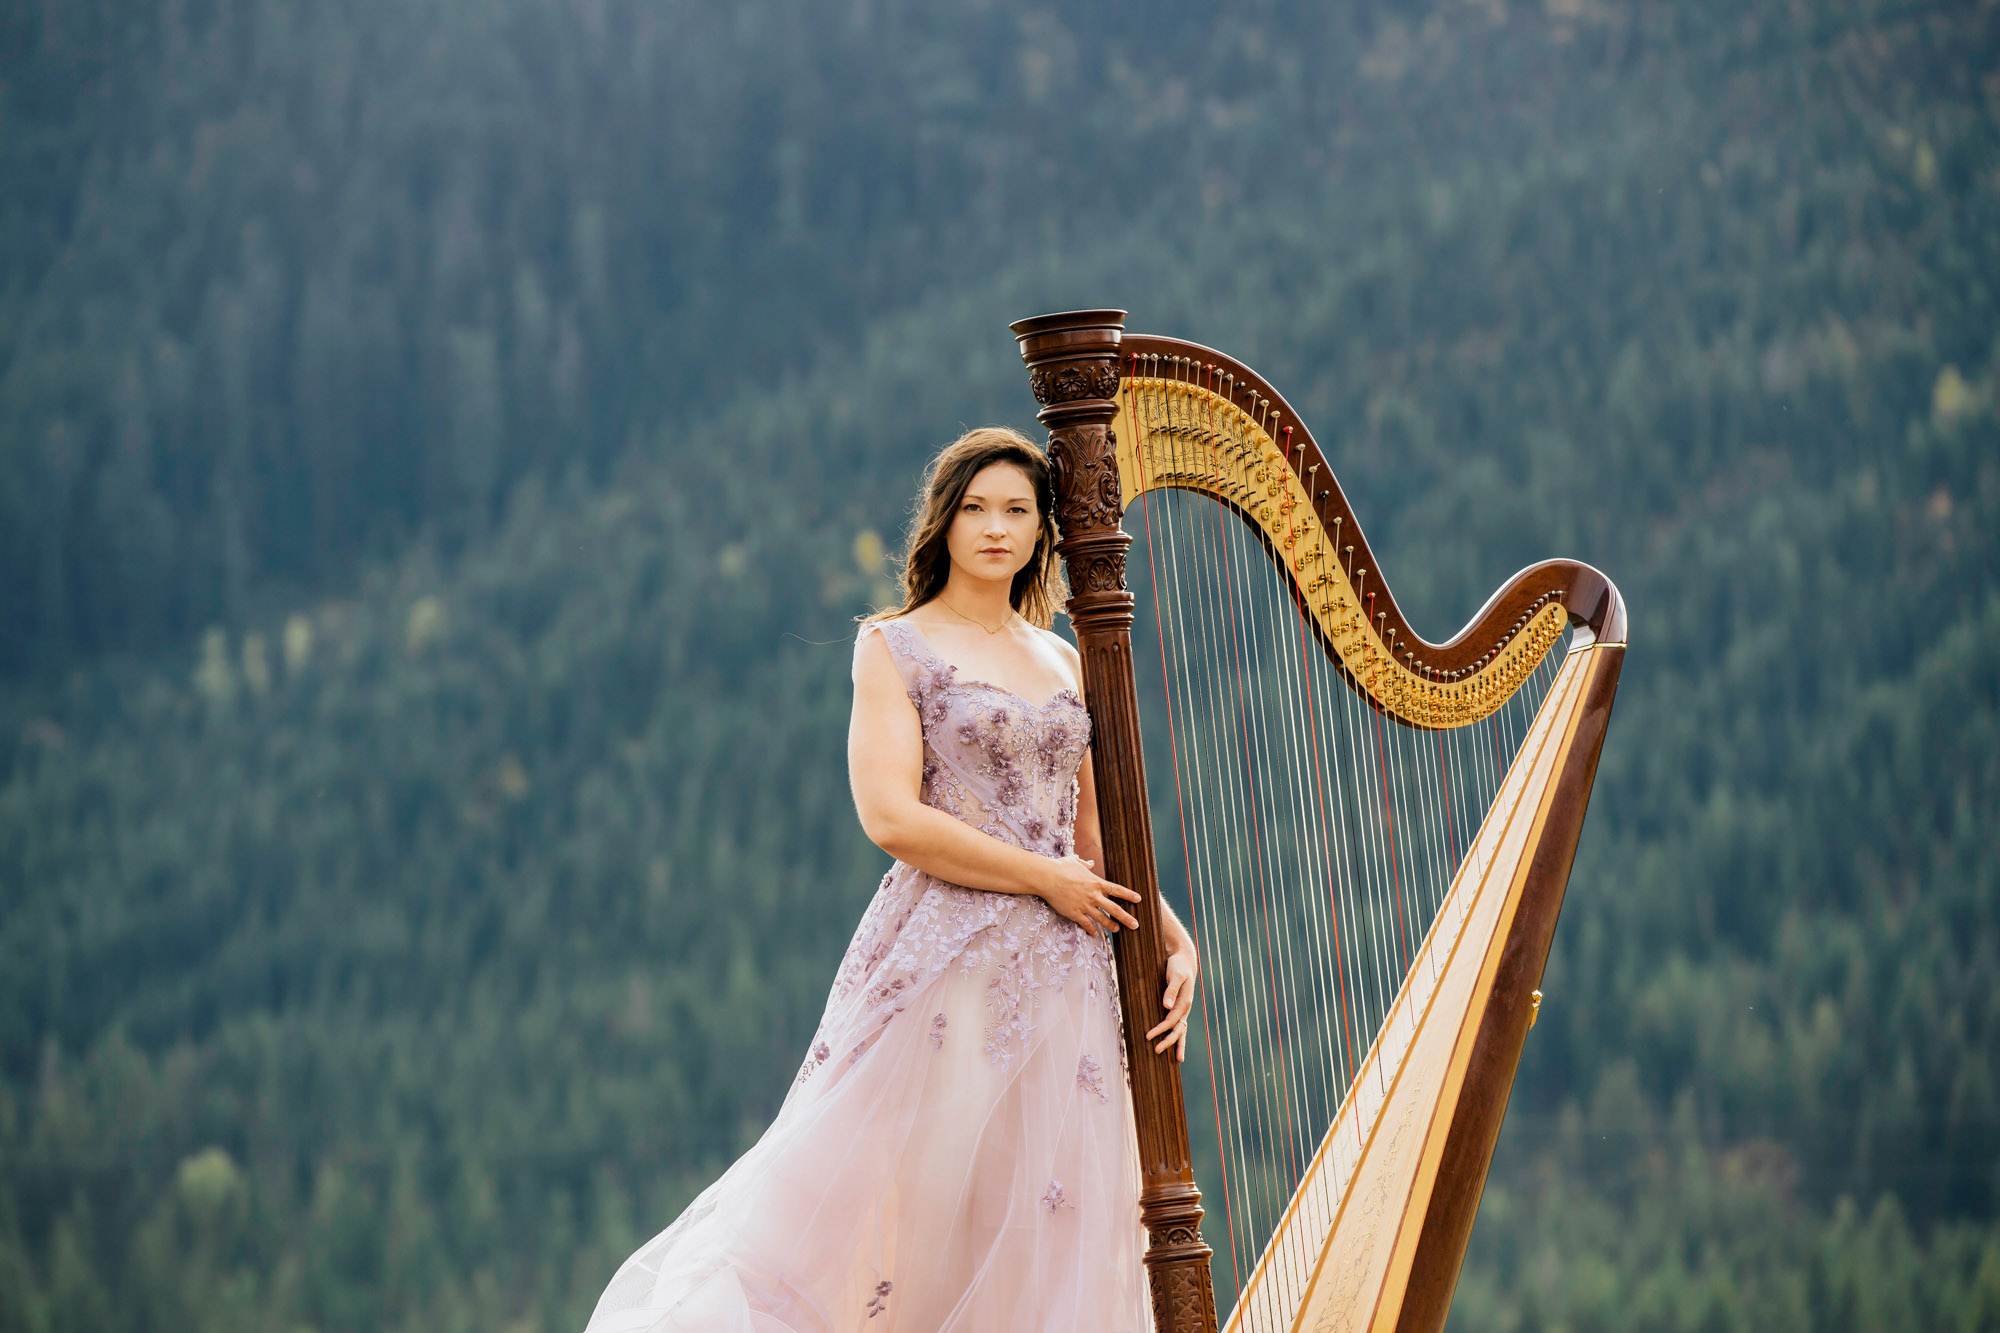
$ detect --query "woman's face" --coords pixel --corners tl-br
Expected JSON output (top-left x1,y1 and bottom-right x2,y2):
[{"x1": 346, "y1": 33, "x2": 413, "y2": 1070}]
[{"x1": 945, "y1": 462, "x2": 1044, "y2": 586}]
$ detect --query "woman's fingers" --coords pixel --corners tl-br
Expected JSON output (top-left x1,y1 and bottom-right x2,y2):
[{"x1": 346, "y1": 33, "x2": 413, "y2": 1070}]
[
  {"x1": 1146, "y1": 959, "x2": 1195, "y2": 1050},
  {"x1": 1062, "y1": 896, "x2": 1100, "y2": 936},
  {"x1": 1089, "y1": 878, "x2": 1143, "y2": 927},
  {"x1": 1050, "y1": 861, "x2": 1142, "y2": 935},
  {"x1": 1077, "y1": 879, "x2": 1140, "y2": 932},
  {"x1": 1146, "y1": 995, "x2": 1191, "y2": 1038},
  {"x1": 1145, "y1": 1009, "x2": 1191, "y2": 1044}
]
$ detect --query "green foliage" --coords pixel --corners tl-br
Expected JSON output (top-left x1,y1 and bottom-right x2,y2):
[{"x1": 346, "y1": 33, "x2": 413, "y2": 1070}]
[
  {"x1": 1454, "y1": 1081, "x2": 2000, "y2": 1333},
  {"x1": 1, "y1": 0, "x2": 1996, "y2": 1329}
]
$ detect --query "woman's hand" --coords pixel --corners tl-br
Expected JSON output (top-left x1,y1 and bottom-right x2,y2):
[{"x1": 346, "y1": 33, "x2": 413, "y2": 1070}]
[
  {"x1": 1040, "y1": 856, "x2": 1142, "y2": 938},
  {"x1": 1145, "y1": 935, "x2": 1199, "y2": 1062}
]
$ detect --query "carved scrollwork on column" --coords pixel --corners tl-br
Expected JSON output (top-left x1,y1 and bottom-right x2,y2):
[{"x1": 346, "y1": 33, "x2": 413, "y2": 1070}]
[
  {"x1": 1030, "y1": 361, "x2": 1121, "y2": 406},
  {"x1": 1050, "y1": 425, "x2": 1125, "y2": 535},
  {"x1": 1152, "y1": 1263, "x2": 1218, "y2": 1333},
  {"x1": 1067, "y1": 547, "x2": 1128, "y2": 595}
]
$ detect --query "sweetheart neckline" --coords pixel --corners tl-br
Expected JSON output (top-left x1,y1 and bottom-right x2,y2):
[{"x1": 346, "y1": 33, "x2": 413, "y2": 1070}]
[
  {"x1": 942, "y1": 676, "x2": 1085, "y2": 713},
  {"x1": 882, "y1": 618, "x2": 1087, "y2": 713}
]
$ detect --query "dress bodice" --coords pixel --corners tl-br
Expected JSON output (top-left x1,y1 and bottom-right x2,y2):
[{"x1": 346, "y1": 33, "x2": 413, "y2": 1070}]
[{"x1": 861, "y1": 618, "x2": 1092, "y2": 860}]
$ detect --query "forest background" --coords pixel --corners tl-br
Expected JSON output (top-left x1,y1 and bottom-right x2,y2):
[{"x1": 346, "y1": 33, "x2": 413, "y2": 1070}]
[{"x1": 2, "y1": 0, "x2": 1996, "y2": 1329}]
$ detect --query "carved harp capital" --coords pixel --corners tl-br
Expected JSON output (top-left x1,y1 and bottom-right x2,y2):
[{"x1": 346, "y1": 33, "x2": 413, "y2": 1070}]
[
  {"x1": 1012, "y1": 310, "x2": 1129, "y2": 628},
  {"x1": 1012, "y1": 308, "x2": 1126, "y2": 405}
]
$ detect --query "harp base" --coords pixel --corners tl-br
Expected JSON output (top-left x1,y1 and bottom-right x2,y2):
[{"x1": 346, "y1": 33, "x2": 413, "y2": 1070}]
[{"x1": 1142, "y1": 1183, "x2": 1219, "y2": 1333}]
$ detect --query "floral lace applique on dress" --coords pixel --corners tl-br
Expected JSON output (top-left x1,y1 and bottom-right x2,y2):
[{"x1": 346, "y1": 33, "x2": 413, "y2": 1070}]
[{"x1": 1077, "y1": 1053, "x2": 1108, "y2": 1104}]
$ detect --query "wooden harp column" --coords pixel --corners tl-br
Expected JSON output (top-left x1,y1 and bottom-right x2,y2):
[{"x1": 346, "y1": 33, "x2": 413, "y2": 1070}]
[{"x1": 1013, "y1": 310, "x2": 1220, "y2": 1333}]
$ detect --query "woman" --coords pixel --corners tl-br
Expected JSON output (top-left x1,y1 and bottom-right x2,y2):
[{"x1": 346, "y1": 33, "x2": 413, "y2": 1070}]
[{"x1": 585, "y1": 426, "x2": 1201, "y2": 1333}]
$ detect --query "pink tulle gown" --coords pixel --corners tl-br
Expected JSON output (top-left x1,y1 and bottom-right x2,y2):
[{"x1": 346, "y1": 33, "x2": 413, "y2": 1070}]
[{"x1": 584, "y1": 617, "x2": 1152, "y2": 1333}]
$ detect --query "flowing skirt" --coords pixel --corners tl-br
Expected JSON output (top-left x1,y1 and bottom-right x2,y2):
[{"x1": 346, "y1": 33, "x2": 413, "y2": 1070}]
[{"x1": 585, "y1": 863, "x2": 1153, "y2": 1333}]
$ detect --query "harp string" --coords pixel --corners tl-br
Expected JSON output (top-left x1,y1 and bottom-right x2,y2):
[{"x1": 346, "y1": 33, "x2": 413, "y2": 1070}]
[
  {"x1": 1241, "y1": 394, "x2": 1319, "y2": 1268},
  {"x1": 1231, "y1": 443, "x2": 1312, "y2": 1198},
  {"x1": 1263, "y1": 462, "x2": 1351, "y2": 1164},
  {"x1": 1261, "y1": 468, "x2": 1360, "y2": 1295},
  {"x1": 1254, "y1": 439, "x2": 1349, "y2": 1208},
  {"x1": 1203, "y1": 385, "x2": 1292, "y2": 1280},
  {"x1": 1173, "y1": 467, "x2": 1258, "y2": 1289},
  {"x1": 1196, "y1": 383, "x2": 1296, "y2": 1260},
  {"x1": 1213, "y1": 480, "x2": 1301, "y2": 1297},
  {"x1": 1158, "y1": 372, "x2": 1274, "y2": 1290}
]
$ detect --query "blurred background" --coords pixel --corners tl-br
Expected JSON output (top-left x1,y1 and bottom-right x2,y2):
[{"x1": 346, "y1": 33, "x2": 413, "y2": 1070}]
[{"x1": 2, "y1": 0, "x2": 1995, "y2": 1329}]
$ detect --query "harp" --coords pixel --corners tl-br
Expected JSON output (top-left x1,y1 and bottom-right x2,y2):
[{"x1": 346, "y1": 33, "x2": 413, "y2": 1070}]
[{"x1": 1012, "y1": 311, "x2": 1626, "y2": 1333}]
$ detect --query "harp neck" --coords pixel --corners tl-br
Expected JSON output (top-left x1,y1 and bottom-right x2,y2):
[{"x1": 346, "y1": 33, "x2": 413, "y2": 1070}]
[{"x1": 1117, "y1": 335, "x2": 1622, "y2": 729}]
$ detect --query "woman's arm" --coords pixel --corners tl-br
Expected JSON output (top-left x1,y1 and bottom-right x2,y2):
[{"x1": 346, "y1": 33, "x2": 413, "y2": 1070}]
[{"x1": 849, "y1": 629, "x2": 1140, "y2": 938}]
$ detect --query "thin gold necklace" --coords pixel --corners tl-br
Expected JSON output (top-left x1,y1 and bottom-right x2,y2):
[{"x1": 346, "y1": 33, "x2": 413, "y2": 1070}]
[{"x1": 937, "y1": 595, "x2": 1015, "y2": 636}]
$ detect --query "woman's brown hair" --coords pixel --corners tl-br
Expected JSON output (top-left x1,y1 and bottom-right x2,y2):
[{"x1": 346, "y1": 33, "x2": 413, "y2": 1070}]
[{"x1": 863, "y1": 426, "x2": 1067, "y2": 629}]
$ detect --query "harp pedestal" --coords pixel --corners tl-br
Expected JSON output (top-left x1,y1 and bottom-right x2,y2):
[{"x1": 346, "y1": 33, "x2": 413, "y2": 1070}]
[{"x1": 1014, "y1": 310, "x2": 1221, "y2": 1333}]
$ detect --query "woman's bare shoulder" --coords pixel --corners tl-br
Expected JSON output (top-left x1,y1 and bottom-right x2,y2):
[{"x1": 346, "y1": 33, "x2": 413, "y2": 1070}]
[
  {"x1": 850, "y1": 618, "x2": 898, "y2": 675},
  {"x1": 1031, "y1": 624, "x2": 1083, "y2": 689},
  {"x1": 1031, "y1": 622, "x2": 1079, "y2": 656}
]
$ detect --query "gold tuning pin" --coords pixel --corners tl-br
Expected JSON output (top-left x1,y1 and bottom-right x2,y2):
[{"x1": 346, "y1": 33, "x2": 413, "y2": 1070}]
[{"x1": 1529, "y1": 989, "x2": 1543, "y2": 1029}]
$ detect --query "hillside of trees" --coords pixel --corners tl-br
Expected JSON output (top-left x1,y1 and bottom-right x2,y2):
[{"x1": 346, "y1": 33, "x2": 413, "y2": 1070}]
[{"x1": 2, "y1": 0, "x2": 1996, "y2": 1329}]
